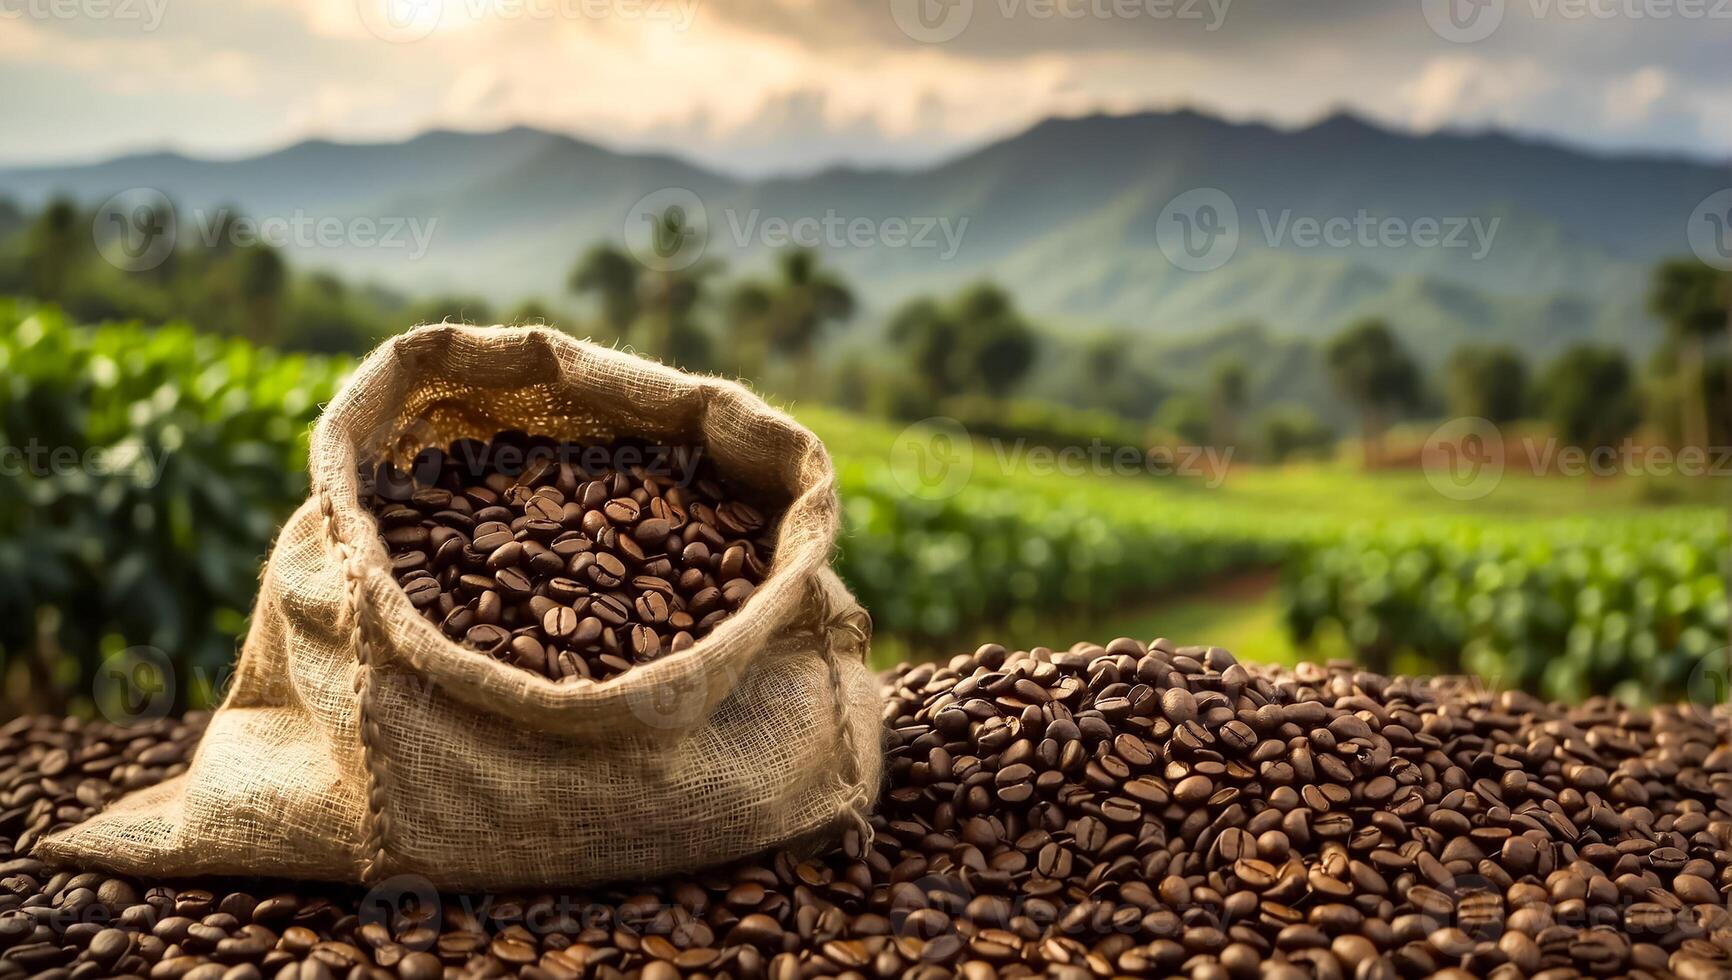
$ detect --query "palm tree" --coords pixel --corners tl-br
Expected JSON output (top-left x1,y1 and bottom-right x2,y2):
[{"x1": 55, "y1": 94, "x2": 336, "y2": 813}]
[
  {"x1": 1325, "y1": 318, "x2": 1420, "y2": 468},
  {"x1": 639, "y1": 256, "x2": 717, "y2": 368},
  {"x1": 24, "y1": 198, "x2": 81, "y2": 302},
  {"x1": 1444, "y1": 344, "x2": 1528, "y2": 423},
  {"x1": 887, "y1": 282, "x2": 1037, "y2": 408},
  {"x1": 234, "y1": 244, "x2": 286, "y2": 344},
  {"x1": 952, "y1": 283, "x2": 1036, "y2": 397},
  {"x1": 1539, "y1": 344, "x2": 1640, "y2": 449},
  {"x1": 1210, "y1": 359, "x2": 1247, "y2": 450},
  {"x1": 568, "y1": 244, "x2": 640, "y2": 343},
  {"x1": 723, "y1": 280, "x2": 773, "y2": 382},
  {"x1": 1648, "y1": 258, "x2": 1728, "y2": 452},
  {"x1": 762, "y1": 250, "x2": 855, "y2": 400},
  {"x1": 887, "y1": 296, "x2": 956, "y2": 409}
]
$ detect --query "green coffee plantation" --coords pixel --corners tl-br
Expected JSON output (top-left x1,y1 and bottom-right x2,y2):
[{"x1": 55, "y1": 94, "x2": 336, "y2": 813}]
[
  {"x1": 0, "y1": 303, "x2": 349, "y2": 713},
  {"x1": 1285, "y1": 517, "x2": 1728, "y2": 704},
  {"x1": 1, "y1": 302, "x2": 1725, "y2": 712}
]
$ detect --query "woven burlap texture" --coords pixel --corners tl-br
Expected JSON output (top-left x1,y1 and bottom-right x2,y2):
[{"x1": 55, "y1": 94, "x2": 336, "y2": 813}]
[{"x1": 37, "y1": 323, "x2": 884, "y2": 889}]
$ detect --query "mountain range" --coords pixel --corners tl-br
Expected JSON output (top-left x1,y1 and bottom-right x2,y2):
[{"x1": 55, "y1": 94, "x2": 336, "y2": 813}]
[{"x1": 2, "y1": 110, "x2": 1725, "y2": 364}]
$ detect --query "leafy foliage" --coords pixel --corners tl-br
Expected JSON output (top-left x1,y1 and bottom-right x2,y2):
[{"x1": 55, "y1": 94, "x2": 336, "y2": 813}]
[
  {"x1": 832, "y1": 460, "x2": 1292, "y2": 644},
  {"x1": 0, "y1": 301, "x2": 346, "y2": 711},
  {"x1": 1259, "y1": 404, "x2": 1336, "y2": 463},
  {"x1": 1325, "y1": 318, "x2": 1422, "y2": 465},
  {"x1": 1284, "y1": 515, "x2": 1729, "y2": 704},
  {"x1": 0, "y1": 196, "x2": 401, "y2": 354},
  {"x1": 888, "y1": 283, "x2": 1039, "y2": 409},
  {"x1": 1538, "y1": 344, "x2": 1640, "y2": 448},
  {"x1": 1445, "y1": 344, "x2": 1529, "y2": 423},
  {"x1": 3, "y1": 305, "x2": 1724, "y2": 714}
]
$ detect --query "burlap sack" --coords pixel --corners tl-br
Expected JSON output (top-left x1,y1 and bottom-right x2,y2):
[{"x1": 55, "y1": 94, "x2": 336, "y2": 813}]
[{"x1": 37, "y1": 324, "x2": 883, "y2": 889}]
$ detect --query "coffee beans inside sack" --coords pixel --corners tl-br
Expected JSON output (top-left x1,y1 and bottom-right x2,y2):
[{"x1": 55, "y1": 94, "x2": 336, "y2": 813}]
[
  {"x1": 368, "y1": 431, "x2": 777, "y2": 682},
  {"x1": 36, "y1": 325, "x2": 883, "y2": 888}
]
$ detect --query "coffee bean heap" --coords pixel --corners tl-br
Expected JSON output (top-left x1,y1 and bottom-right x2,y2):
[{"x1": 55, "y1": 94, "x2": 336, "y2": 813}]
[
  {"x1": 9, "y1": 640, "x2": 1732, "y2": 980},
  {"x1": 365, "y1": 432, "x2": 775, "y2": 682}
]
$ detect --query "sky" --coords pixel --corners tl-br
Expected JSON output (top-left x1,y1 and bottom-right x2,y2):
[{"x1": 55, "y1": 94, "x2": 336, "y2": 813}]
[{"x1": 0, "y1": 0, "x2": 1729, "y2": 176}]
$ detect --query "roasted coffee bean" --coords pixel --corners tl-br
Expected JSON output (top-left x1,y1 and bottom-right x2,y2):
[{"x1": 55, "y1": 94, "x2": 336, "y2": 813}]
[
  {"x1": 628, "y1": 624, "x2": 662, "y2": 661},
  {"x1": 15, "y1": 639, "x2": 1732, "y2": 980},
  {"x1": 571, "y1": 616, "x2": 604, "y2": 646},
  {"x1": 541, "y1": 607, "x2": 579, "y2": 641},
  {"x1": 368, "y1": 433, "x2": 776, "y2": 682}
]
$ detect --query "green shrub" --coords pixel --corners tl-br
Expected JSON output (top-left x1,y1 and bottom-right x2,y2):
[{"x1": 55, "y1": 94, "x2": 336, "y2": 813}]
[
  {"x1": 5, "y1": 303, "x2": 1724, "y2": 711},
  {"x1": 832, "y1": 458, "x2": 1293, "y2": 643},
  {"x1": 1283, "y1": 515, "x2": 1729, "y2": 703},
  {"x1": 0, "y1": 301, "x2": 346, "y2": 711}
]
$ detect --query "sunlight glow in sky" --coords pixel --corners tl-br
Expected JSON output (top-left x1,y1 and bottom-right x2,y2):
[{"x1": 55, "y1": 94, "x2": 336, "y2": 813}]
[{"x1": 0, "y1": 0, "x2": 1727, "y2": 173}]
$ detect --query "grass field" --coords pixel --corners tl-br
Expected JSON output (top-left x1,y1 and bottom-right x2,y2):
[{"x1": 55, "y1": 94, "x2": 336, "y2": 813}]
[
  {"x1": 2, "y1": 305, "x2": 1720, "y2": 704},
  {"x1": 802, "y1": 407, "x2": 1724, "y2": 527},
  {"x1": 800, "y1": 406, "x2": 1727, "y2": 675}
]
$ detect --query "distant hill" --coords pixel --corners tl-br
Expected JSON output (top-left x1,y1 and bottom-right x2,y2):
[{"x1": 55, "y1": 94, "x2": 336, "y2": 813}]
[{"x1": 3, "y1": 111, "x2": 1724, "y2": 359}]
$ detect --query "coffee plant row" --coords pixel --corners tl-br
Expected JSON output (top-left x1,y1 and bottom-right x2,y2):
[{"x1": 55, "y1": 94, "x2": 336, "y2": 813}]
[
  {"x1": 831, "y1": 459, "x2": 1292, "y2": 643},
  {"x1": 1283, "y1": 516, "x2": 1729, "y2": 704},
  {"x1": 1, "y1": 303, "x2": 1723, "y2": 711},
  {"x1": 0, "y1": 302, "x2": 347, "y2": 713}
]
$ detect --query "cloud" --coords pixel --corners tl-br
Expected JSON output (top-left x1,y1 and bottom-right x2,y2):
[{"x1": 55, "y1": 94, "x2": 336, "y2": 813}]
[
  {"x1": 0, "y1": 0, "x2": 1726, "y2": 172},
  {"x1": 1397, "y1": 55, "x2": 1556, "y2": 133}
]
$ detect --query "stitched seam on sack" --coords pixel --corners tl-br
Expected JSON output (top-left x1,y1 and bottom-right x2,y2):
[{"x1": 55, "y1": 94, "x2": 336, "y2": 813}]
[
  {"x1": 811, "y1": 579, "x2": 875, "y2": 847},
  {"x1": 319, "y1": 484, "x2": 394, "y2": 884}
]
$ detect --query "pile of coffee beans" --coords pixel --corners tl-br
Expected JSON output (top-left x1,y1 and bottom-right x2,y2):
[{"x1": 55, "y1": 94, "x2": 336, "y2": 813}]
[
  {"x1": 8, "y1": 639, "x2": 1732, "y2": 979},
  {"x1": 364, "y1": 432, "x2": 775, "y2": 682}
]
